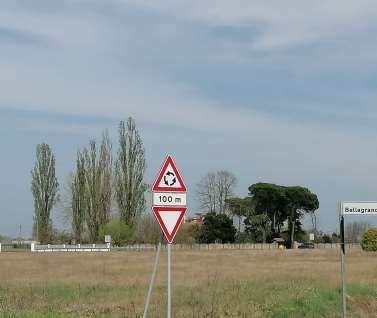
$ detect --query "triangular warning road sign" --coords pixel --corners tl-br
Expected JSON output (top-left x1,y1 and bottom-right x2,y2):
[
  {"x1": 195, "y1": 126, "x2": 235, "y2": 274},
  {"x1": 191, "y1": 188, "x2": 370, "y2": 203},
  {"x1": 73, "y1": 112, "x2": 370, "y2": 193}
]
[
  {"x1": 153, "y1": 206, "x2": 187, "y2": 243},
  {"x1": 152, "y1": 155, "x2": 187, "y2": 192}
]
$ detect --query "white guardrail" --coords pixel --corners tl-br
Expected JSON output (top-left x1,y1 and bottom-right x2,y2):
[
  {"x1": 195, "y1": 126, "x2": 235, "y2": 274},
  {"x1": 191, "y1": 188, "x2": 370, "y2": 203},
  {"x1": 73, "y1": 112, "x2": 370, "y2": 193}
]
[
  {"x1": 0, "y1": 243, "x2": 362, "y2": 253},
  {"x1": 31, "y1": 243, "x2": 111, "y2": 252}
]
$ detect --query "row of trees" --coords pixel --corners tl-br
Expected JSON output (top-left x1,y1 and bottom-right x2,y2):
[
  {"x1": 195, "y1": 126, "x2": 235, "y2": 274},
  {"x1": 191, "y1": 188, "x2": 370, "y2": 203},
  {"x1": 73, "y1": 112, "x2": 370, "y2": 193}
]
[
  {"x1": 31, "y1": 118, "x2": 147, "y2": 243},
  {"x1": 226, "y1": 183, "x2": 319, "y2": 248},
  {"x1": 70, "y1": 119, "x2": 147, "y2": 243},
  {"x1": 31, "y1": 117, "x2": 320, "y2": 247},
  {"x1": 194, "y1": 177, "x2": 320, "y2": 247}
]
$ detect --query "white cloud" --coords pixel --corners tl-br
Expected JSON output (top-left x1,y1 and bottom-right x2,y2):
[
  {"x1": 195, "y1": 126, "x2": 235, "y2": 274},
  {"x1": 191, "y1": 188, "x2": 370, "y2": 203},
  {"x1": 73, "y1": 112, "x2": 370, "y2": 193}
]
[
  {"x1": 1, "y1": 0, "x2": 377, "y2": 234},
  {"x1": 1, "y1": 51, "x2": 376, "y2": 185},
  {"x1": 126, "y1": 0, "x2": 377, "y2": 50},
  {"x1": 0, "y1": 0, "x2": 376, "y2": 153}
]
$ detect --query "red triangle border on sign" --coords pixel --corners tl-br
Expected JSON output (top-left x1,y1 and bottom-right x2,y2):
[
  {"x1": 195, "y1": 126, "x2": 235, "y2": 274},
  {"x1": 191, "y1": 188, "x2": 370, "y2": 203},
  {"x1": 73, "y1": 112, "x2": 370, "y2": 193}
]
[
  {"x1": 152, "y1": 206, "x2": 187, "y2": 243},
  {"x1": 152, "y1": 155, "x2": 187, "y2": 192}
]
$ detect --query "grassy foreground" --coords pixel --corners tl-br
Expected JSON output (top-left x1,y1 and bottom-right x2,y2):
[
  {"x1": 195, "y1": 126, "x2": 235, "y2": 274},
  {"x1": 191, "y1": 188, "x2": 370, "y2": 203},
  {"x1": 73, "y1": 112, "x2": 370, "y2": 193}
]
[{"x1": 0, "y1": 249, "x2": 376, "y2": 317}]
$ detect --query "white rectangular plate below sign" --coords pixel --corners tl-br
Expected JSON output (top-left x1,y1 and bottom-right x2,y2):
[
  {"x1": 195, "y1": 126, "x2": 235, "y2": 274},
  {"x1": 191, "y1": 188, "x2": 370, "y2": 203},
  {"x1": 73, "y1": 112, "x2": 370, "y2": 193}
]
[
  {"x1": 153, "y1": 192, "x2": 187, "y2": 206},
  {"x1": 342, "y1": 202, "x2": 377, "y2": 215}
]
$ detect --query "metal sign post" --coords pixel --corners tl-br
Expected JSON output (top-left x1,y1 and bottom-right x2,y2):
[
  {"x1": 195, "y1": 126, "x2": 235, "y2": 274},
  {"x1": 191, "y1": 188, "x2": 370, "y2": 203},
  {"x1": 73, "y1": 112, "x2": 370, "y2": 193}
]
[
  {"x1": 339, "y1": 202, "x2": 347, "y2": 318},
  {"x1": 143, "y1": 241, "x2": 162, "y2": 318},
  {"x1": 168, "y1": 243, "x2": 172, "y2": 318},
  {"x1": 339, "y1": 201, "x2": 377, "y2": 318}
]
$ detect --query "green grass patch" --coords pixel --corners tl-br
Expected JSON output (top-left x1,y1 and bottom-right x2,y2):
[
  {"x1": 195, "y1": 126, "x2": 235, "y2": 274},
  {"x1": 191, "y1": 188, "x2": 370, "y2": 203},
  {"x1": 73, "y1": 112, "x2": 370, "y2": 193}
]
[
  {"x1": 270, "y1": 287, "x2": 340, "y2": 318},
  {"x1": 0, "y1": 281, "x2": 376, "y2": 317},
  {"x1": 348, "y1": 284, "x2": 377, "y2": 298}
]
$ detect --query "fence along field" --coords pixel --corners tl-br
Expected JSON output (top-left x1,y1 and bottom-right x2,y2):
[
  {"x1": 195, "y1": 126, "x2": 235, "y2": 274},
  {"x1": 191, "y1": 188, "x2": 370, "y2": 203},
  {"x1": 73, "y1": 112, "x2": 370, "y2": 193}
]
[
  {"x1": 0, "y1": 248, "x2": 376, "y2": 317},
  {"x1": 0, "y1": 242, "x2": 362, "y2": 253}
]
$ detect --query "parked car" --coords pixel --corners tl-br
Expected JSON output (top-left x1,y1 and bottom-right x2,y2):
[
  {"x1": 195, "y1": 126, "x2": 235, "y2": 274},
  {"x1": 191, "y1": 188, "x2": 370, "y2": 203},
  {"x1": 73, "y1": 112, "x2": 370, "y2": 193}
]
[{"x1": 298, "y1": 242, "x2": 315, "y2": 249}]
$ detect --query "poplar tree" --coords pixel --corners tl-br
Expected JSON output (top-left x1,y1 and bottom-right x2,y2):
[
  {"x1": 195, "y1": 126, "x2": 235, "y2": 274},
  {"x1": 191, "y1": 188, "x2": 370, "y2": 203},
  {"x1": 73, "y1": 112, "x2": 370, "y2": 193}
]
[
  {"x1": 83, "y1": 132, "x2": 113, "y2": 242},
  {"x1": 31, "y1": 143, "x2": 59, "y2": 243},
  {"x1": 98, "y1": 131, "x2": 112, "y2": 226},
  {"x1": 115, "y1": 117, "x2": 147, "y2": 225},
  {"x1": 71, "y1": 151, "x2": 86, "y2": 243}
]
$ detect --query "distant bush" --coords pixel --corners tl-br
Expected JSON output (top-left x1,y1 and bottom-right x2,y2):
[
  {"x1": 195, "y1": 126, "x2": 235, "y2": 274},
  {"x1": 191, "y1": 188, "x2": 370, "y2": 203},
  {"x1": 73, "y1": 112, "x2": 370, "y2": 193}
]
[
  {"x1": 361, "y1": 228, "x2": 377, "y2": 251},
  {"x1": 175, "y1": 223, "x2": 201, "y2": 244},
  {"x1": 236, "y1": 232, "x2": 254, "y2": 243},
  {"x1": 331, "y1": 232, "x2": 340, "y2": 243},
  {"x1": 199, "y1": 212, "x2": 236, "y2": 244},
  {"x1": 322, "y1": 234, "x2": 332, "y2": 244},
  {"x1": 50, "y1": 229, "x2": 73, "y2": 244},
  {"x1": 0, "y1": 234, "x2": 11, "y2": 243},
  {"x1": 99, "y1": 220, "x2": 133, "y2": 246},
  {"x1": 133, "y1": 214, "x2": 161, "y2": 244}
]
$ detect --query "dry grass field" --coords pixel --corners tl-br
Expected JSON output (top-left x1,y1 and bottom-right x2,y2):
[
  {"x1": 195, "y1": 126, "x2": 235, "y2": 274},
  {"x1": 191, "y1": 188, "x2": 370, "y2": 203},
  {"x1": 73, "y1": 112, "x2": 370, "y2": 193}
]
[{"x1": 0, "y1": 248, "x2": 376, "y2": 317}]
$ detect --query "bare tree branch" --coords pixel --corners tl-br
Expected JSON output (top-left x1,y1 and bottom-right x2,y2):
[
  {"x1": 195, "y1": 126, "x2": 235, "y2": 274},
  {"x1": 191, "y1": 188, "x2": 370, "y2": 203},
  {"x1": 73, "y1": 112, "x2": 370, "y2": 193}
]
[{"x1": 197, "y1": 170, "x2": 237, "y2": 214}]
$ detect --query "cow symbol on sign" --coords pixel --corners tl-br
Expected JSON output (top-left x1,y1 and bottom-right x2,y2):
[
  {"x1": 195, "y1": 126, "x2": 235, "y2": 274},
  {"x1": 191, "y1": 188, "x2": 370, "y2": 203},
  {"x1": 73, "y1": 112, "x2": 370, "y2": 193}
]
[{"x1": 164, "y1": 171, "x2": 176, "y2": 186}]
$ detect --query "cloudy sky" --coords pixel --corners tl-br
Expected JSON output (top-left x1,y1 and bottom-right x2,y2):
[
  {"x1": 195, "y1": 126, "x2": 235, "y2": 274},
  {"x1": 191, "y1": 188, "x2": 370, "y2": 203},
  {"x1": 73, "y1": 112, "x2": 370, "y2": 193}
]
[{"x1": 1, "y1": 0, "x2": 377, "y2": 237}]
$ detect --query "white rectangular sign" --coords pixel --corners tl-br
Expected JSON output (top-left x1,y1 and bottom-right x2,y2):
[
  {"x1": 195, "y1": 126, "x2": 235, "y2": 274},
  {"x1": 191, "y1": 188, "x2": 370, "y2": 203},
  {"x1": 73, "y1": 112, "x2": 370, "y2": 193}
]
[
  {"x1": 153, "y1": 192, "x2": 187, "y2": 207},
  {"x1": 342, "y1": 202, "x2": 377, "y2": 215}
]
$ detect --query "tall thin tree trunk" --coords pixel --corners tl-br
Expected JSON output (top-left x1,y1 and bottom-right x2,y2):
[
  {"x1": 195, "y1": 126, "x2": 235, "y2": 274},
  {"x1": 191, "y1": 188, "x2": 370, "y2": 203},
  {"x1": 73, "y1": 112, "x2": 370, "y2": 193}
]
[
  {"x1": 272, "y1": 212, "x2": 276, "y2": 234},
  {"x1": 290, "y1": 209, "x2": 295, "y2": 249},
  {"x1": 238, "y1": 216, "x2": 241, "y2": 235}
]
